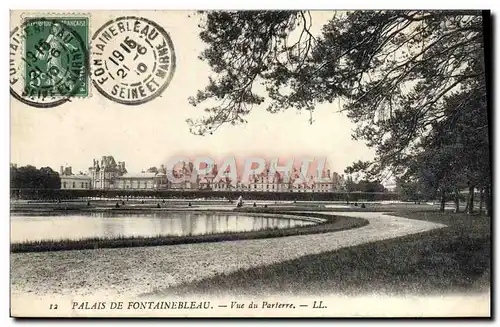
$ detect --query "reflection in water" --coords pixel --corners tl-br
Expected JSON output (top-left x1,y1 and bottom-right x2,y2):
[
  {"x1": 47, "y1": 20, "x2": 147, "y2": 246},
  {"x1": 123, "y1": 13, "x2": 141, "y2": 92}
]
[{"x1": 10, "y1": 212, "x2": 316, "y2": 242}]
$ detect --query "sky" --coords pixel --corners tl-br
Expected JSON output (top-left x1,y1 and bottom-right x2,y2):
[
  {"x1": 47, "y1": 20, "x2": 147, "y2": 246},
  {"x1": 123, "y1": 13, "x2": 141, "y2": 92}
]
[{"x1": 10, "y1": 11, "x2": 374, "y2": 176}]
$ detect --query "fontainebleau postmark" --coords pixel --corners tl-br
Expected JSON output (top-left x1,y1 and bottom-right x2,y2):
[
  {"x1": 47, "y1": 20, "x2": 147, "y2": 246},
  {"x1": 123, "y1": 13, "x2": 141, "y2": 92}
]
[{"x1": 91, "y1": 16, "x2": 176, "y2": 105}]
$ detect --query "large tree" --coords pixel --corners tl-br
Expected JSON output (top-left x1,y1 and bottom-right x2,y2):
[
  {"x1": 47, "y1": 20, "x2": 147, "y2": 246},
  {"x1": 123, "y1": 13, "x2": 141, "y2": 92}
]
[
  {"x1": 189, "y1": 10, "x2": 489, "y2": 209},
  {"x1": 392, "y1": 84, "x2": 489, "y2": 213},
  {"x1": 189, "y1": 11, "x2": 485, "y2": 133}
]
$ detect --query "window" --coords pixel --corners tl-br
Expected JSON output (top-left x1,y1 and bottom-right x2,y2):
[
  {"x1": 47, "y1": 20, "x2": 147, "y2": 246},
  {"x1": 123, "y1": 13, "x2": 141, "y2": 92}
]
[
  {"x1": 63, "y1": 182, "x2": 66, "y2": 188},
  {"x1": 81, "y1": 182, "x2": 84, "y2": 188},
  {"x1": 72, "y1": 182, "x2": 76, "y2": 188}
]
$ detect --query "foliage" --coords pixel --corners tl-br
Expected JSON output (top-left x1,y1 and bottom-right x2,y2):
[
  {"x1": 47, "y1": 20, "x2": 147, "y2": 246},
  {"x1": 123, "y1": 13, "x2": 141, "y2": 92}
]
[
  {"x1": 352, "y1": 180, "x2": 386, "y2": 193},
  {"x1": 395, "y1": 85, "x2": 489, "y2": 205},
  {"x1": 10, "y1": 165, "x2": 61, "y2": 189},
  {"x1": 190, "y1": 10, "x2": 489, "y2": 209}
]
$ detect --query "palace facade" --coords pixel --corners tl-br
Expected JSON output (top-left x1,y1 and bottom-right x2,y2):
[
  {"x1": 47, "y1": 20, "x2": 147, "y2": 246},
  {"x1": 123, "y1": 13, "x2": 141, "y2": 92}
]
[
  {"x1": 59, "y1": 155, "x2": 345, "y2": 192},
  {"x1": 60, "y1": 166, "x2": 91, "y2": 190}
]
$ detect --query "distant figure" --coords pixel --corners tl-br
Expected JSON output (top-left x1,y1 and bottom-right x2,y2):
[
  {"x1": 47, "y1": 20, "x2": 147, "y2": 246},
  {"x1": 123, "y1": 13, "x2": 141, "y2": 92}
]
[
  {"x1": 115, "y1": 202, "x2": 120, "y2": 208},
  {"x1": 122, "y1": 200, "x2": 125, "y2": 205},
  {"x1": 188, "y1": 202, "x2": 192, "y2": 207},
  {"x1": 58, "y1": 199, "x2": 61, "y2": 204},
  {"x1": 354, "y1": 202, "x2": 358, "y2": 207},
  {"x1": 141, "y1": 200, "x2": 144, "y2": 204},
  {"x1": 87, "y1": 201, "x2": 90, "y2": 206},
  {"x1": 157, "y1": 203, "x2": 161, "y2": 208},
  {"x1": 264, "y1": 204, "x2": 268, "y2": 208},
  {"x1": 293, "y1": 200, "x2": 297, "y2": 203},
  {"x1": 163, "y1": 199, "x2": 165, "y2": 203},
  {"x1": 361, "y1": 203, "x2": 366, "y2": 209},
  {"x1": 236, "y1": 196, "x2": 243, "y2": 208},
  {"x1": 253, "y1": 202, "x2": 257, "y2": 207}
]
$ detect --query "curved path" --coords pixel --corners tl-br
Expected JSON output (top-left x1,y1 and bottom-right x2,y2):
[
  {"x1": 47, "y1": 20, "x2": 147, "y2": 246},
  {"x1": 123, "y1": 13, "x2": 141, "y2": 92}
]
[{"x1": 11, "y1": 212, "x2": 446, "y2": 300}]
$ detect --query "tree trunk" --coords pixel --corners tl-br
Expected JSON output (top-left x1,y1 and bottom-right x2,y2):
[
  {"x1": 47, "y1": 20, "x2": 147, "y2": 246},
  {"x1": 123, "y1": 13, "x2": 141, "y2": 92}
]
[
  {"x1": 479, "y1": 187, "x2": 484, "y2": 215},
  {"x1": 485, "y1": 185, "x2": 491, "y2": 216},
  {"x1": 467, "y1": 185, "x2": 475, "y2": 214},
  {"x1": 440, "y1": 189, "x2": 446, "y2": 212},
  {"x1": 454, "y1": 186, "x2": 460, "y2": 213}
]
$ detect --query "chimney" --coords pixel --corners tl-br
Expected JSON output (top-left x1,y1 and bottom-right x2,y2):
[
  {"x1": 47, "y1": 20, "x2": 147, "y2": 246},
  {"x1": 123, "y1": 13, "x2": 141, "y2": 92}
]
[{"x1": 60, "y1": 166, "x2": 64, "y2": 175}]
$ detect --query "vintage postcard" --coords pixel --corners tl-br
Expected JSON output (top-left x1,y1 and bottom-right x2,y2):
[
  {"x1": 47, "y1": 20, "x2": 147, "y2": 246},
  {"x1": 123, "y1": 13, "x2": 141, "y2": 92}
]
[{"x1": 9, "y1": 9, "x2": 491, "y2": 318}]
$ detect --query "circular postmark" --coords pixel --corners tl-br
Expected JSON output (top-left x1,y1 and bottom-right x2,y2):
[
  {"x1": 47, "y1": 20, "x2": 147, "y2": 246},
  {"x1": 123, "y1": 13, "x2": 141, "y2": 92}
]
[
  {"x1": 10, "y1": 18, "x2": 88, "y2": 108},
  {"x1": 91, "y1": 16, "x2": 176, "y2": 105}
]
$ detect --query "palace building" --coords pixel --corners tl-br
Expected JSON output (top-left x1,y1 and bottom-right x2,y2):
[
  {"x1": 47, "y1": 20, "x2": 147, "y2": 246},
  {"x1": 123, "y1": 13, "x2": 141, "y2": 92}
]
[
  {"x1": 60, "y1": 166, "x2": 92, "y2": 190},
  {"x1": 58, "y1": 155, "x2": 345, "y2": 192}
]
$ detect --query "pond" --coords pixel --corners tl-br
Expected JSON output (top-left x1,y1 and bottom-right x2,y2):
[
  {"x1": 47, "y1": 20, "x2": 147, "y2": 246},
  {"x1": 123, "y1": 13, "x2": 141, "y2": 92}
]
[{"x1": 10, "y1": 211, "x2": 316, "y2": 242}]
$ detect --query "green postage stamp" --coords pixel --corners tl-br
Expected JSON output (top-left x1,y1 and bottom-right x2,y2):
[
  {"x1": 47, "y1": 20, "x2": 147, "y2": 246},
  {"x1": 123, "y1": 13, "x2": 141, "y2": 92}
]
[
  {"x1": 10, "y1": 16, "x2": 89, "y2": 107},
  {"x1": 24, "y1": 17, "x2": 89, "y2": 97}
]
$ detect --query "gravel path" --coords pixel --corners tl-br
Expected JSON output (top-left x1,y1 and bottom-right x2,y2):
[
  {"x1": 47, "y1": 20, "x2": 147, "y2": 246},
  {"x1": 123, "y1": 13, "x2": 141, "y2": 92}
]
[{"x1": 11, "y1": 212, "x2": 446, "y2": 300}]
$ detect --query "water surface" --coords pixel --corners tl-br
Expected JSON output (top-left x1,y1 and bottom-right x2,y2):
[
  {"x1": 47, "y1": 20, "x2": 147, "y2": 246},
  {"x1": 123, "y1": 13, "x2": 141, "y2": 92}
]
[{"x1": 10, "y1": 212, "x2": 315, "y2": 242}]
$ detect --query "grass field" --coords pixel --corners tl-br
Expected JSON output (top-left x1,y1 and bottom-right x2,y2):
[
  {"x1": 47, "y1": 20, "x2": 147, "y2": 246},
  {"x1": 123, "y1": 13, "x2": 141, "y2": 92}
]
[{"x1": 165, "y1": 210, "x2": 491, "y2": 296}]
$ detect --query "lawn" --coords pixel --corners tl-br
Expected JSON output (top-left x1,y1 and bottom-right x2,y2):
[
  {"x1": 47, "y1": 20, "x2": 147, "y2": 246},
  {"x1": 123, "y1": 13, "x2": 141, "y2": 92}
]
[{"x1": 165, "y1": 210, "x2": 491, "y2": 296}]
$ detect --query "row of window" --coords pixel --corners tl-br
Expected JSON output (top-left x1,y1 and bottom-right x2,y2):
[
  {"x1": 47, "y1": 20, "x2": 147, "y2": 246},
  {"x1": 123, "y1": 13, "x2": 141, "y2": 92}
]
[
  {"x1": 211, "y1": 184, "x2": 334, "y2": 189},
  {"x1": 249, "y1": 184, "x2": 333, "y2": 189},
  {"x1": 62, "y1": 181, "x2": 90, "y2": 189},
  {"x1": 94, "y1": 181, "x2": 154, "y2": 189},
  {"x1": 61, "y1": 179, "x2": 335, "y2": 191},
  {"x1": 119, "y1": 181, "x2": 153, "y2": 189}
]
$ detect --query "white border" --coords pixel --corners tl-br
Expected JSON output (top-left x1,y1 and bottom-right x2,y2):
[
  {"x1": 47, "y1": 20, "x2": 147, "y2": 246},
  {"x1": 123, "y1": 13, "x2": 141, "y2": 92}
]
[
  {"x1": 2, "y1": 1, "x2": 498, "y2": 326},
  {"x1": 4, "y1": 0, "x2": 500, "y2": 9}
]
